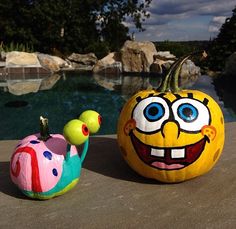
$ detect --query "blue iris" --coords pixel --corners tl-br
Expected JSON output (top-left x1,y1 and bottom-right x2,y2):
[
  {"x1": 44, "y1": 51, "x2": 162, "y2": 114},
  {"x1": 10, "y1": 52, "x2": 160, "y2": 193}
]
[
  {"x1": 144, "y1": 102, "x2": 165, "y2": 122},
  {"x1": 178, "y1": 103, "x2": 198, "y2": 122}
]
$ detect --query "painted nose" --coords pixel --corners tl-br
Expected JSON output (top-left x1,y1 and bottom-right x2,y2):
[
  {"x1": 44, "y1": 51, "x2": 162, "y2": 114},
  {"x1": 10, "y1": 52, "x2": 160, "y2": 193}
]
[{"x1": 161, "y1": 121, "x2": 180, "y2": 141}]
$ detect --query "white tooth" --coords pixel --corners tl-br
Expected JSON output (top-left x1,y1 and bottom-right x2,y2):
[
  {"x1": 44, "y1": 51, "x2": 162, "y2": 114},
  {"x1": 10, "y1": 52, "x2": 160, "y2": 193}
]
[
  {"x1": 171, "y1": 149, "x2": 185, "y2": 158},
  {"x1": 151, "y1": 148, "x2": 165, "y2": 157}
]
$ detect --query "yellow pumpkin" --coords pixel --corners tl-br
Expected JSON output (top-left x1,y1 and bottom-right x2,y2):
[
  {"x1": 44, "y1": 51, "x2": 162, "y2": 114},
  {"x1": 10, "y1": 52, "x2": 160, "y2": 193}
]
[{"x1": 117, "y1": 52, "x2": 225, "y2": 183}]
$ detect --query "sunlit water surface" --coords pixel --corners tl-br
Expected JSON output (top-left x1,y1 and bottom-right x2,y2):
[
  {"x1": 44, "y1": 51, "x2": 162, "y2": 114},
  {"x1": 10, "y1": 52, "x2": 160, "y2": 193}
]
[{"x1": 0, "y1": 72, "x2": 235, "y2": 140}]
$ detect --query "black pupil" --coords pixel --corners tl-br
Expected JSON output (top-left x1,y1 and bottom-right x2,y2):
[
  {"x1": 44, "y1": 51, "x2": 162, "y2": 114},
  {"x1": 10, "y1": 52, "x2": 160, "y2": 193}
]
[
  {"x1": 183, "y1": 107, "x2": 192, "y2": 117},
  {"x1": 84, "y1": 126, "x2": 88, "y2": 133},
  {"x1": 149, "y1": 106, "x2": 159, "y2": 116}
]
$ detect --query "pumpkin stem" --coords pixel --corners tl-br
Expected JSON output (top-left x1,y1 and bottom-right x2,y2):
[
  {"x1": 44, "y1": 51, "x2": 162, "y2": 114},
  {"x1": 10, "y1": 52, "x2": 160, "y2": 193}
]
[
  {"x1": 158, "y1": 50, "x2": 207, "y2": 93},
  {"x1": 38, "y1": 116, "x2": 51, "y2": 141},
  {"x1": 158, "y1": 60, "x2": 179, "y2": 92}
]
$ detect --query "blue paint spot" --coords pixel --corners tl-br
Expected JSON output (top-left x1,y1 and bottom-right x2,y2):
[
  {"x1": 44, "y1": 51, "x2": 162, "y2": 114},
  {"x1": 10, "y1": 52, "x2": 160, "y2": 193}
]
[
  {"x1": 52, "y1": 168, "x2": 58, "y2": 176},
  {"x1": 43, "y1": 151, "x2": 52, "y2": 160},
  {"x1": 30, "y1": 140, "x2": 40, "y2": 144}
]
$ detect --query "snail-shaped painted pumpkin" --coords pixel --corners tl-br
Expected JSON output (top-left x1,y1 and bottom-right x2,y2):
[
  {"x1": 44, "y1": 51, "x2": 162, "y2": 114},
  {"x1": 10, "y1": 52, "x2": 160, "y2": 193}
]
[
  {"x1": 10, "y1": 110, "x2": 101, "y2": 199},
  {"x1": 117, "y1": 51, "x2": 225, "y2": 183}
]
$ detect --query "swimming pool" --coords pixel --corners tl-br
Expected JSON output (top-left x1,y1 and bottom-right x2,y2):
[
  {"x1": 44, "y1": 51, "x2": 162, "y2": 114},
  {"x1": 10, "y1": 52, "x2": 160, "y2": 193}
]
[{"x1": 0, "y1": 72, "x2": 235, "y2": 140}]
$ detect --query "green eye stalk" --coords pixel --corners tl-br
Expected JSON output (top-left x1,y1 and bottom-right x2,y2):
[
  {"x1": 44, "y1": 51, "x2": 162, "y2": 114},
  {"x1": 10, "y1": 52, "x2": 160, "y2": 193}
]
[{"x1": 63, "y1": 110, "x2": 102, "y2": 163}]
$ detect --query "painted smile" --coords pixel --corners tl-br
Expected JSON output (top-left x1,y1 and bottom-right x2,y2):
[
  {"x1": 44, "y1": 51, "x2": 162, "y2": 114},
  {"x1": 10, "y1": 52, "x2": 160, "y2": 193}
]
[{"x1": 130, "y1": 133, "x2": 208, "y2": 170}]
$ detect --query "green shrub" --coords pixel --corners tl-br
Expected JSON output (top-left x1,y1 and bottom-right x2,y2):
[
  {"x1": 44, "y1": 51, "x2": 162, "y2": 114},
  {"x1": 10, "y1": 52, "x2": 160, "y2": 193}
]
[
  {"x1": 154, "y1": 40, "x2": 209, "y2": 58},
  {"x1": 0, "y1": 41, "x2": 34, "y2": 52}
]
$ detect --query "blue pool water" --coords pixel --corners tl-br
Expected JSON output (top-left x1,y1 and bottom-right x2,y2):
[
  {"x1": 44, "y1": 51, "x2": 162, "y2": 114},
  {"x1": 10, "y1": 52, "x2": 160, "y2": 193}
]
[{"x1": 0, "y1": 72, "x2": 235, "y2": 140}]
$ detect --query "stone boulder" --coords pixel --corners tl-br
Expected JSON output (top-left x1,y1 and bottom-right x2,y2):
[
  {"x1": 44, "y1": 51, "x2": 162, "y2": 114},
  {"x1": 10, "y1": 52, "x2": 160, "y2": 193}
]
[
  {"x1": 150, "y1": 50, "x2": 201, "y2": 79},
  {"x1": 120, "y1": 40, "x2": 158, "y2": 72},
  {"x1": 50, "y1": 55, "x2": 71, "y2": 69},
  {"x1": 150, "y1": 51, "x2": 176, "y2": 74},
  {"x1": 93, "y1": 52, "x2": 122, "y2": 74},
  {"x1": 225, "y1": 52, "x2": 236, "y2": 76},
  {"x1": 150, "y1": 59, "x2": 167, "y2": 74},
  {"x1": 67, "y1": 52, "x2": 97, "y2": 71},
  {"x1": 180, "y1": 59, "x2": 201, "y2": 79},
  {"x1": 154, "y1": 51, "x2": 176, "y2": 61},
  {"x1": 6, "y1": 51, "x2": 41, "y2": 67},
  {"x1": 37, "y1": 53, "x2": 60, "y2": 72}
]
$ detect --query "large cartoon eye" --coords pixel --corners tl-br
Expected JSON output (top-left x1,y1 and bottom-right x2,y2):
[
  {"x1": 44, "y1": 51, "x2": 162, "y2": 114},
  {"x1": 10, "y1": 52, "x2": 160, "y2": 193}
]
[
  {"x1": 132, "y1": 97, "x2": 169, "y2": 133},
  {"x1": 172, "y1": 98, "x2": 210, "y2": 132},
  {"x1": 144, "y1": 103, "x2": 165, "y2": 121},
  {"x1": 178, "y1": 103, "x2": 198, "y2": 122}
]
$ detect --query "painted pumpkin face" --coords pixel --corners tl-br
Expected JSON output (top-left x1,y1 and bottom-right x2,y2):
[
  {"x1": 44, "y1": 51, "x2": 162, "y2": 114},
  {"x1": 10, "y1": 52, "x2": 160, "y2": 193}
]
[{"x1": 117, "y1": 89, "x2": 224, "y2": 182}]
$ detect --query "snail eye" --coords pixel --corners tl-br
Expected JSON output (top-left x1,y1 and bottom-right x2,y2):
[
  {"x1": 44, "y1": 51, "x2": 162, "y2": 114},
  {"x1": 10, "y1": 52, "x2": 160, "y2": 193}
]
[{"x1": 82, "y1": 124, "x2": 89, "y2": 136}]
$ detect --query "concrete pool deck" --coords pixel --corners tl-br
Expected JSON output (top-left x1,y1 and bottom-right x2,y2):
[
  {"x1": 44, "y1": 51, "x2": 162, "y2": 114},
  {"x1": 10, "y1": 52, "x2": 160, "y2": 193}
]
[{"x1": 0, "y1": 122, "x2": 236, "y2": 228}]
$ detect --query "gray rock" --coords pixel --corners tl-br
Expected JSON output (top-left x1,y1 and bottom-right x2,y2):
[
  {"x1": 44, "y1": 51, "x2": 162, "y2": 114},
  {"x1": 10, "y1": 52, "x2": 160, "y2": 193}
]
[
  {"x1": 67, "y1": 52, "x2": 97, "y2": 67},
  {"x1": 37, "y1": 53, "x2": 60, "y2": 72},
  {"x1": 180, "y1": 59, "x2": 201, "y2": 79},
  {"x1": 93, "y1": 52, "x2": 121, "y2": 74},
  {"x1": 154, "y1": 51, "x2": 176, "y2": 61},
  {"x1": 150, "y1": 59, "x2": 174, "y2": 74},
  {"x1": 6, "y1": 51, "x2": 41, "y2": 67},
  {"x1": 120, "y1": 40, "x2": 158, "y2": 72}
]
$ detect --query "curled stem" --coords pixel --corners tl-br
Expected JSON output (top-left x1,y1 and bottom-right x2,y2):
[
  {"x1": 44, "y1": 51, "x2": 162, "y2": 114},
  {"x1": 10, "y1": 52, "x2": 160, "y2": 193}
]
[{"x1": 158, "y1": 50, "x2": 207, "y2": 93}]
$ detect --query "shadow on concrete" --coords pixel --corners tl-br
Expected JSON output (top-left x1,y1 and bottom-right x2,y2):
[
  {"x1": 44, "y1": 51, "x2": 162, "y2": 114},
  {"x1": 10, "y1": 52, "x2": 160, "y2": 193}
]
[
  {"x1": 0, "y1": 161, "x2": 27, "y2": 199},
  {"x1": 83, "y1": 137, "x2": 162, "y2": 184},
  {"x1": 0, "y1": 137, "x2": 161, "y2": 199}
]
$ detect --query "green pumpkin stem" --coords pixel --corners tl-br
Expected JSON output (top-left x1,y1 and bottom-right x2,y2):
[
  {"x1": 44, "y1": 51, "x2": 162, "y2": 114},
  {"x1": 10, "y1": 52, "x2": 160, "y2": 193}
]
[
  {"x1": 158, "y1": 60, "x2": 179, "y2": 92},
  {"x1": 38, "y1": 116, "x2": 51, "y2": 141},
  {"x1": 158, "y1": 51, "x2": 207, "y2": 93}
]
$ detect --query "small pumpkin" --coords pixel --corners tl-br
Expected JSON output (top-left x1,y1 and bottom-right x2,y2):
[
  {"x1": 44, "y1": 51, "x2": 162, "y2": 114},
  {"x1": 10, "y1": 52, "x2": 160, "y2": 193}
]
[
  {"x1": 117, "y1": 51, "x2": 225, "y2": 183},
  {"x1": 10, "y1": 110, "x2": 101, "y2": 199}
]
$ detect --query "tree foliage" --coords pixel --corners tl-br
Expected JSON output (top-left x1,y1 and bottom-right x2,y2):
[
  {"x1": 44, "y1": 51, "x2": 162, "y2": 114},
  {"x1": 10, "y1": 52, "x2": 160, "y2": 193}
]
[
  {"x1": 208, "y1": 6, "x2": 236, "y2": 71},
  {"x1": 0, "y1": 0, "x2": 151, "y2": 57}
]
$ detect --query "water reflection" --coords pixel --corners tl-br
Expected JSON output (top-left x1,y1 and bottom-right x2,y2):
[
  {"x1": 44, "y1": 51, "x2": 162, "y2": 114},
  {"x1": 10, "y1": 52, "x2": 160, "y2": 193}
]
[
  {"x1": 0, "y1": 74, "x2": 61, "y2": 95},
  {"x1": 0, "y1": 71, "x2": 235, "y2": 139},
  {"x1": 93, "y1": 73, "x2": 200, "y2": 97},
  {"x1": 94, "y1": 73, "x2": 236, "y2": 122},
  {"x1": 93, "y1": 73, "x2": 160, "y2": 99}
]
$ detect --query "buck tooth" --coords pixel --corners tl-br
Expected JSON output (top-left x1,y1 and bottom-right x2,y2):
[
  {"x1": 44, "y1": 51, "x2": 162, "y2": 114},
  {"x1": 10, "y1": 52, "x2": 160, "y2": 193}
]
[
  {"x1": 171, "y1": 149, "x2": 185, "y2": 158},
  {"x1": 151, "y1": 148, "x2": 165, "y2": 157}
]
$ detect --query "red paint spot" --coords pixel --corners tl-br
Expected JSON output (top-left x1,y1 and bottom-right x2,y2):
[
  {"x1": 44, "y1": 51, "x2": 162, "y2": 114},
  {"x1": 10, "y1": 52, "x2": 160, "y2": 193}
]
[
  {"x1": 82, "y1": 124, "x2": 89, "y2": 136},
  {"x1": 98, "y1": 115, "x2": 102, "y2": 125},
  {"x1": 11, "y1": 146, "x2": 42, "y2": 193},
  {"x1": 124, "y1": 119, "x2": 136, "y2": 135}
]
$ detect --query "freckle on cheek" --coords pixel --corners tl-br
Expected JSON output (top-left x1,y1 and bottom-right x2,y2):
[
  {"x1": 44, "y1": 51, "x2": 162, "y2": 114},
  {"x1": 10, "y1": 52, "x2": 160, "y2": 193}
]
[{"x1": 213, "y1": 148, "x2": 220, "y2": 162}]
